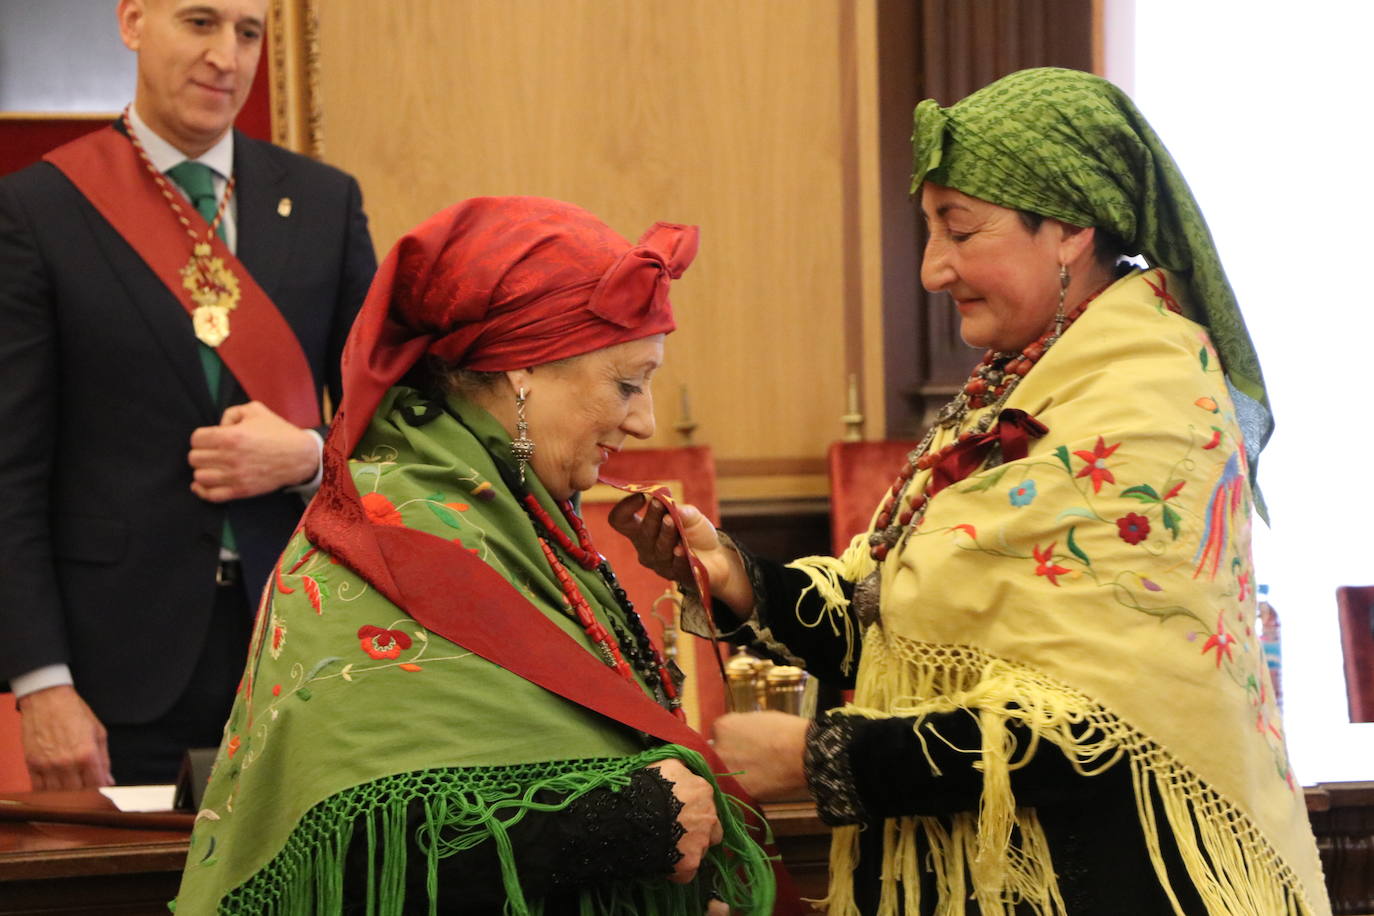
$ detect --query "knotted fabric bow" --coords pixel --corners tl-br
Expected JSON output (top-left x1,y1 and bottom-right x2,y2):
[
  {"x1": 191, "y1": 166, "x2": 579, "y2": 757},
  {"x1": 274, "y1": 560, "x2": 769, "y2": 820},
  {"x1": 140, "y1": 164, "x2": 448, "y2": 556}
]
[
  {"x1": 588, "y1": 222, "x2": 698, "y2": 329},
  {"x1": 928, "y1": 408, "x2": 1049, "y2": 497}
]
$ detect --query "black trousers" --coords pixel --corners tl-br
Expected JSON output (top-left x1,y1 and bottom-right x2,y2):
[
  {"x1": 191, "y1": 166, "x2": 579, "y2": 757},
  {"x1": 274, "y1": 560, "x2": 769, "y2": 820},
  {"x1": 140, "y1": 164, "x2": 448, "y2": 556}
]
[{"x1": 105, "y1": 575, "x2": 252, "y2": 785}]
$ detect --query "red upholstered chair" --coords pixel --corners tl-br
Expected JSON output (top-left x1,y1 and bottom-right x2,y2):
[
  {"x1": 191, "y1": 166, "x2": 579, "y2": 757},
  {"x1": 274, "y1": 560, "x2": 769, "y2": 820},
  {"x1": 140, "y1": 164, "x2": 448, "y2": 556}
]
[
  {"x1": 0, "y1": 693, "x2": 32, "y2": 792},
  {"x1": 1337, "y1": 585, "x2": 1374, "y2": 723},
  {"x1": 826, "y1": 440, "x2": 922, "y2": 556},
  {"x1": 579, "y1": 446, "x2": 730, "y2": 736}
]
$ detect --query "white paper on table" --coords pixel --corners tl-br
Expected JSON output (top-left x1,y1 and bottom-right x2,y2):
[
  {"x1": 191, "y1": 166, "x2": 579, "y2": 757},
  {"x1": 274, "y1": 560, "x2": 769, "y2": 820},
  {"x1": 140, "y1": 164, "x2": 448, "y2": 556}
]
[{"x1": 99, "y1": 784, "x2": 177, "y2": 812}]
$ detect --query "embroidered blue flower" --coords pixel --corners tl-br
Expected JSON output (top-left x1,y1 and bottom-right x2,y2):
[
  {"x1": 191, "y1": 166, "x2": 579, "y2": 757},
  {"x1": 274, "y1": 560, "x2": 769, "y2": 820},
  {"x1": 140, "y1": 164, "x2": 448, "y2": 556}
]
[{"x1": 1009, "y1": 480, "x2": 1037, "y2": 507}]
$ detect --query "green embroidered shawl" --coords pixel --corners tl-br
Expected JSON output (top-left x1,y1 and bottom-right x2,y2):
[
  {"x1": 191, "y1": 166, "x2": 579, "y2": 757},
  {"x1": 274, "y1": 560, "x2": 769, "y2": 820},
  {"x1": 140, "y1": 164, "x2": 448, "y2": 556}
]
[{"x1": 174, "y1": 390, "x2": 772, "y2": 914}]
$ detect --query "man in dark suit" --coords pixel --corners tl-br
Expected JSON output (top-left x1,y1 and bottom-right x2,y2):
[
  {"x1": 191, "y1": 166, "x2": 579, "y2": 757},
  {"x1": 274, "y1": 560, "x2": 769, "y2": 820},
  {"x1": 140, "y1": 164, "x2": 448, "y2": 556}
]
[{"x1": 0, "y1": 0, "x2": 376, "y2": 787}]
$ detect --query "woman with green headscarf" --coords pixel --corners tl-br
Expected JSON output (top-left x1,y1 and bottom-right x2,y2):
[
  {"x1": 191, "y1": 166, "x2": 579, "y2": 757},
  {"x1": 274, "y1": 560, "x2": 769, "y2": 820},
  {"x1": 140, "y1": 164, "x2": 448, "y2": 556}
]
[{"x1": 613, "y1": 68, "x2": 1328, "y2": 914}]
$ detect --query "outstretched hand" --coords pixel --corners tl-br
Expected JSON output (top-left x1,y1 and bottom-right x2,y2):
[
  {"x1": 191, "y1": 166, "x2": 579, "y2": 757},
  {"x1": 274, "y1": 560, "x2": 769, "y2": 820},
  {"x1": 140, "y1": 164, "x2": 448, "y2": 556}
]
[
  {"x1": 188, "y1": 401, "x2": 320, "y2": 502},
  {"x1": 646, "y1": 757, "x2": 725, "y2": 884},
  {"x1": 607, "y1": 494, "x2": 754, "y2": 613}
]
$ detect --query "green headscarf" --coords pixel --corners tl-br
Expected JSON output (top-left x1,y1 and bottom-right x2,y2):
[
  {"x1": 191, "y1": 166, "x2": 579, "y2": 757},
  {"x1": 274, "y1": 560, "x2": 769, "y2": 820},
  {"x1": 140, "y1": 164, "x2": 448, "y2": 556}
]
[{"x1": 911, "y1": 67, "x2": 1271, "y2": 514}]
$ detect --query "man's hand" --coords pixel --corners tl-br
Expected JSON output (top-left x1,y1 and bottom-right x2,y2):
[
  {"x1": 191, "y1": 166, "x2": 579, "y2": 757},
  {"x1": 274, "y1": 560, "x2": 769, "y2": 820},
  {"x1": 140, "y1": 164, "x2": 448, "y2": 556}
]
[
  {"x1": 711, "y1": 711, "x2": 810, "y2": 802},
  {"x1": 645, "y1": 757, "x2": 724, "y2": 884},
  {"x1": 18, "y1": 685, "x2": 113, "y2": 789},
  {"x1": 188, "y1": 401, "x2": 319, "y2": 502}
]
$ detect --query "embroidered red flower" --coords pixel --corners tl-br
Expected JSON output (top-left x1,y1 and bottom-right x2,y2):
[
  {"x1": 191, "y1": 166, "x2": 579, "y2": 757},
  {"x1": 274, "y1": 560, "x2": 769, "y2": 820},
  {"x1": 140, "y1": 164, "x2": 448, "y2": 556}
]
[
  {"x1": 1073, "y1": 436, "x2": 1120, "y2": 494},
  {"x1": 1033, "y1": 542, "x2": 1071, "y2": 587},
  {"x1": 226, "y1": 735, "x2": 241, "y2": 758},
  {"x1": 361, "y1": 491, "x2": 404, "y2": 527},
  {"x1": 358, "y1": 624, "x2": 412, "y2": 659},
  {"x1": 1201, "y1": 612, "x2": 1236, "y2": 668},
  {"x1": 1116, "y1": 512, "x2": 1151, "y2": 545}
]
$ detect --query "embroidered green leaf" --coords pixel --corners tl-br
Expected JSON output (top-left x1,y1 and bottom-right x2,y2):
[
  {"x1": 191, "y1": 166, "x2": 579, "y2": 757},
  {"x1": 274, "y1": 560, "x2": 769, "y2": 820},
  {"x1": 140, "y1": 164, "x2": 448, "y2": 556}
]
[
  {"x1": 1121, "y1": 484, "x2": 1161, "y2": 503},
  {"x1": 295, "y1": 688, "x2": 312, "y2": 701},
  {"x1": 303, "y1": 656, "x2": 342, "y2": 681},
  {"x1": 961, "y1": 466, "x2": 1008, "y2": 493},
  {"x1": 1162, "y1": 504, "x2": 1182, "y2": 541},
  {"x1": 1198, "y1": 346, "x2": 1209, "y2": 371},
  {"x1": 425, "y1": 501, "x2": 464, "y2": 530},
  {"x1": 1066, "y1": 526, "x2": 1091, "y2": 566},
  {"x1": 1056, "y1": 507, "x2": 1096, "y2": 521},
  {"x1": 1054, "y1": 444, "x2": 1072, "y2": 473}
]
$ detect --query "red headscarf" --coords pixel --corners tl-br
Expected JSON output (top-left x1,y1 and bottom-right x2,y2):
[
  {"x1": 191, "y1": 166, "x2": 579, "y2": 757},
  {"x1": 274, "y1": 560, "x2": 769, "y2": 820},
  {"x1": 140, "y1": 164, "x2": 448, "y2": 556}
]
[{"x1": 330, "y1": 196, "x2": 698, "y2": 457}]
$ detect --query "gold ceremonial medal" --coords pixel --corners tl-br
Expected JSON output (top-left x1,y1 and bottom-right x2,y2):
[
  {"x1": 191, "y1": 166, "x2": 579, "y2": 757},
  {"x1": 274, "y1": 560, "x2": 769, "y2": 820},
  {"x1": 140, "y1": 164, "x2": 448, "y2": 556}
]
[{"x1": 182, "y1": 242, "x2": 241, "y2": 347}]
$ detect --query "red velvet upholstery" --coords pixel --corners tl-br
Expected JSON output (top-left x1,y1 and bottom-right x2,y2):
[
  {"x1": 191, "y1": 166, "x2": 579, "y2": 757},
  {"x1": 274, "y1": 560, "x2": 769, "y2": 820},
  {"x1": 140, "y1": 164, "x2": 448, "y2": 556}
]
[
  {"x1": 0, "y1": 693, "x2": 31, "y2": 792},
  {"x1": 1337, "y1": 585, "x2": 1374, "y2": 723},
  {"x1": 579, "y1": 446, "x2": 729, "y2": 736},
  {"x1": 826, "y1": 440, "x2": 922, "y2": 556}
]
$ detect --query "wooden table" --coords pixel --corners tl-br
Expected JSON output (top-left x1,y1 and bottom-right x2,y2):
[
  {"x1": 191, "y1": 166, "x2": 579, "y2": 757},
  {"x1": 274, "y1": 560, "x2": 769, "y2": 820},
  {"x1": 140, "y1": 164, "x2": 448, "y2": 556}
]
[
  {"x1": 2, "y1": 785, "x2": 1370, "y2": 914},
  {"x1": 0, "y1": 791, "x2": 190, "y2": 916}
]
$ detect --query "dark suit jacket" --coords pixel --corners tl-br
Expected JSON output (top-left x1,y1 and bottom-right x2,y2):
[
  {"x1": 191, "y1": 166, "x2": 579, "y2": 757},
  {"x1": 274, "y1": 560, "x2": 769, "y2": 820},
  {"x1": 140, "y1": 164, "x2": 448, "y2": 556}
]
[{"x1": 0, "y1": 130, "x2": 377, "y2": 723}]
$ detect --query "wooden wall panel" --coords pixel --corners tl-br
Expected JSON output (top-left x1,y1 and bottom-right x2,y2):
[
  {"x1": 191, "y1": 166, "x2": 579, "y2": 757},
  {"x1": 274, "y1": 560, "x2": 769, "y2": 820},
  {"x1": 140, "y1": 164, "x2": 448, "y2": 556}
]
[
  {"x1": 900, "y1": 0, "x2": 1097, "y2": 429},
  {"x1": 311, "y1": 0, "x2": 877, "y2": 502}
]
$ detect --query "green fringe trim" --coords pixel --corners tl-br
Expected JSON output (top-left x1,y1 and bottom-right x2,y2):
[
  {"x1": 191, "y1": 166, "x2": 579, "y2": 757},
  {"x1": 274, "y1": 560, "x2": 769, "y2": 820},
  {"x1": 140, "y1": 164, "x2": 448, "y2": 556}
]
[{"x1": 207, "y1": 745, "x2": 774, "y2": 915}]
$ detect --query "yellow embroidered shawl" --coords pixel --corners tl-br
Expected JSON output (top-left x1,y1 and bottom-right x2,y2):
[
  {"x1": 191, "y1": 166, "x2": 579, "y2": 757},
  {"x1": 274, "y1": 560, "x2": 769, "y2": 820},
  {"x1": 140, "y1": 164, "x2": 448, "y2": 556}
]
[{"x1": 798, "y1": 269, "x2": 1328, "y2": 915}]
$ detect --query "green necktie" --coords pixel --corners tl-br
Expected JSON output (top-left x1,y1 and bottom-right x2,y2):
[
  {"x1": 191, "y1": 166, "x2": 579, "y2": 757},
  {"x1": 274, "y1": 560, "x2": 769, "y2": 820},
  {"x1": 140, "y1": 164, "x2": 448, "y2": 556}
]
[
  {"x1": 166, "y1": 161, "x2": 236, "y2": 553},
  {"x1": 165, "y1": 160, "x2": 227, "y2": 401}
]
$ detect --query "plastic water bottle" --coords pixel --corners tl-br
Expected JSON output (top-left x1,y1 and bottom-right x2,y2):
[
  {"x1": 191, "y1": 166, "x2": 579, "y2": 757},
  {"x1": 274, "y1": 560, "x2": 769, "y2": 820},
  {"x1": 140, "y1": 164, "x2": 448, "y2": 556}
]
[{"x1": 1257, "y1": 584, "x2": 1282, "y2": 710}]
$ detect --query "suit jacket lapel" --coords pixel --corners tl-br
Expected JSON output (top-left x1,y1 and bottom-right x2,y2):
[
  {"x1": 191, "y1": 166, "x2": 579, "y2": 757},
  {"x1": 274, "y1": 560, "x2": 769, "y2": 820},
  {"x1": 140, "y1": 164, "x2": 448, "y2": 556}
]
[{"x1": 79, "y1": 119, "x2": 218, "y2": 419}]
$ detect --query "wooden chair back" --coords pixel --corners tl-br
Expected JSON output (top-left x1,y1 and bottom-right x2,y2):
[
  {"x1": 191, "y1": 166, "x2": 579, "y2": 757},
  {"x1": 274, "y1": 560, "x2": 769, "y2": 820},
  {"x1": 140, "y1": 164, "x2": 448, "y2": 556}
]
[
  {"x1": 826, "y1": 440, "x2": 921, "y2": 555},
  {"x1": 0, "y1": 693, "x2": 32, "y2": 792}
]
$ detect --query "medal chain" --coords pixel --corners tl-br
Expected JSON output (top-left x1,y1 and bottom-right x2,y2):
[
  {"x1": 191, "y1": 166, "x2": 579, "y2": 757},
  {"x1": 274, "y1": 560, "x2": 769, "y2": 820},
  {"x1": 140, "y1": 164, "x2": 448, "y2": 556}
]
[{"x1": 122, "y1": 106, "x2": 236, "y2": 247}]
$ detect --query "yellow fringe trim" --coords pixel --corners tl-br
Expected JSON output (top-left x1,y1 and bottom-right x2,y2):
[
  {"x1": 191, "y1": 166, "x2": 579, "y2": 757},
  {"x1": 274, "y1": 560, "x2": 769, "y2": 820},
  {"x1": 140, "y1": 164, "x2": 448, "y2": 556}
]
[
  {"x1": 816, "y1": 627, "x2": 1320, "y2": 916},
  {"x1": 784, "y1": 533, "x2": 874, "y2": 677}
]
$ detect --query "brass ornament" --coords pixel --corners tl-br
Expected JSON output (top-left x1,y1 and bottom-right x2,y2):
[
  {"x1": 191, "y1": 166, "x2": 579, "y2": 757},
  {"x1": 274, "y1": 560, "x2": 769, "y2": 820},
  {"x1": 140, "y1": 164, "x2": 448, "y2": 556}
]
[{"x1": 182, "y1": 243, "x2": 242, "y2": 347}]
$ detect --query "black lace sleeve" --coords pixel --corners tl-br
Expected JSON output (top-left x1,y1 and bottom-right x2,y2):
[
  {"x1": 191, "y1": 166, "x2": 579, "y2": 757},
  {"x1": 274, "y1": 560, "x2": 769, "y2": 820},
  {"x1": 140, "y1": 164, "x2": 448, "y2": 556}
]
[
  {"x1": 805, "y1": 709, "x2": 1118, "y2": 825},
  {"x1": 343, "y1": 768, "x2": 687, "y2": 913}
]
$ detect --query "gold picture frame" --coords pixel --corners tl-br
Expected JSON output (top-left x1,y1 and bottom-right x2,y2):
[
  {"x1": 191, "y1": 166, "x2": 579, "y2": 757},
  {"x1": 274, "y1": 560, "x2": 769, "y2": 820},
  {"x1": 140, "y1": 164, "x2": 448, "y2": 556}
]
[{"x1": 268, "y1": 0, "x2": 323, "y2": 158}]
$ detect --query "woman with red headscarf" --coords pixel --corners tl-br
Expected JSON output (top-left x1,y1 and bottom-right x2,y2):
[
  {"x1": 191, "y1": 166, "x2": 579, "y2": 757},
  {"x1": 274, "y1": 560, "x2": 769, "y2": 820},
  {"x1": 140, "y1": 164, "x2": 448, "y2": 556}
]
[{"x1": 173, "y1": 197, "x2": 784, "y2": 914}]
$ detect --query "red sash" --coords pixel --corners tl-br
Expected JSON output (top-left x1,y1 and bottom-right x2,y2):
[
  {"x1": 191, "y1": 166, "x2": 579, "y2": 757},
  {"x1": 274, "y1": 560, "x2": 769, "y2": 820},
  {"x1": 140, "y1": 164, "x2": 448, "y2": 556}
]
[
  {"x1": 44, "y1": 127, "x2": 322, "y2": 428},
  {"x1": 301, "y1": 447, "x2": 804, "y2": 913}
]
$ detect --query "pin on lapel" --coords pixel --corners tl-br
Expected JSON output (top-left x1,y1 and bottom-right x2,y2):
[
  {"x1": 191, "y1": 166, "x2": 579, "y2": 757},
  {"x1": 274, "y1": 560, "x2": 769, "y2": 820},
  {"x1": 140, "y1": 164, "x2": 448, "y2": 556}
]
[{"x1": 277, "y1": 197, "x2": 292, "y2": 218}]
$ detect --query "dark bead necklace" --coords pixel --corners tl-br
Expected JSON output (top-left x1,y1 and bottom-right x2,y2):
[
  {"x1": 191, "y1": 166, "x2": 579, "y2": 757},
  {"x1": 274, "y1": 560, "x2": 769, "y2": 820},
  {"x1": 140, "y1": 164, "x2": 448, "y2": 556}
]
[{"x1": 436, "y1": 400, "x2": 683, "y2": 717}]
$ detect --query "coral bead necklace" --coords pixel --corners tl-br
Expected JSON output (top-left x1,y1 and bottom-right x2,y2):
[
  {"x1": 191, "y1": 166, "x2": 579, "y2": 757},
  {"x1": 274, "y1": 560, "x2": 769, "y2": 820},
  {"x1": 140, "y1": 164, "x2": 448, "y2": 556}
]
[{"x1": 520, "y1": 493, "x2": 684, "y2": 718}]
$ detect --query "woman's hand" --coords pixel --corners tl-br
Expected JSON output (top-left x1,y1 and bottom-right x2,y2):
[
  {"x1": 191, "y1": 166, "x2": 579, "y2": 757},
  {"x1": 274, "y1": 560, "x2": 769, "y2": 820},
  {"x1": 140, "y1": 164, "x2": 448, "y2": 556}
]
[
  {"x1": 646, "y1": 757, "x2": 724, "y2": 884},
  {"x1": 711, "y1": 711, "x2": 810, "y2": 802},
  {"x1": 607, "y1": 494, "x2": 754, "y2": 613}
]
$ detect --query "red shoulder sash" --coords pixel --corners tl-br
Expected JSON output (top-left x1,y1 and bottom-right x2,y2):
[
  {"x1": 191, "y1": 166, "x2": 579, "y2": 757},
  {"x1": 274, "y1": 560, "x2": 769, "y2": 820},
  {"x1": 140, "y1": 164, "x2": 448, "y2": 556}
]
[{"x1": 44, "y1": 127, "x2": 322, "y2": 427}]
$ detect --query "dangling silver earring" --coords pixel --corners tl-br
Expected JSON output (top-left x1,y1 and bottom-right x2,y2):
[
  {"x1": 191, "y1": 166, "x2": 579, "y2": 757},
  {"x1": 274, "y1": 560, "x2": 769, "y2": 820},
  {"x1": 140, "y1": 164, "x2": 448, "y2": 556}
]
[
  {"x1": 1051, "y1": 264, "x2": 1070, "y2": 342},
  {"x1": 511, "y1": 387, "x2": 535, "y2": 484}
]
